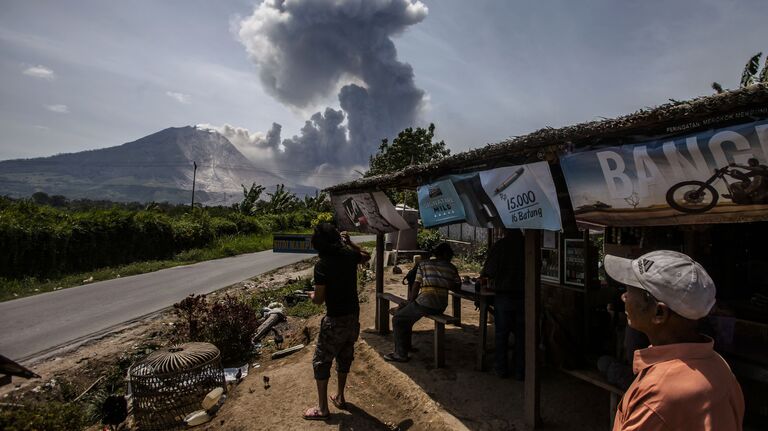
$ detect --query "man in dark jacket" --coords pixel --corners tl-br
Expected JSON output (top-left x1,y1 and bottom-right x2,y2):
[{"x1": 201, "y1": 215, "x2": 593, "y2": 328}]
[
  {"x1": 303, "y1": 223, "x2": 370, "y2": 421},
  {"x1": 481, "y1": 229, "x2": 525, "y2": 379}
]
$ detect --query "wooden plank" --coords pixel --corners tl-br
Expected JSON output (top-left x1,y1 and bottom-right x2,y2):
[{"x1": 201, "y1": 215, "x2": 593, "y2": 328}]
[
  {"x1": 559, "y1": 368, "x2": 624, "y2": 395},
  {"x1": 524, "y1": 230, "x2": 542, "y2": 428},
  {"x1": 451, "y1": 292, "x2": 462, "y2": 325},
  {"x1": 434, "y1": 322, "x2": 445, "y2": 368},
  {"x1": 476, "y1": 295, "x2": 489, "y2": 371},
  {"x1": 377, "y1": 292, "x2": 407, "y2": 305},
  {"x1": 375, "y1": 233, "x2": 387, "y2": 334}
]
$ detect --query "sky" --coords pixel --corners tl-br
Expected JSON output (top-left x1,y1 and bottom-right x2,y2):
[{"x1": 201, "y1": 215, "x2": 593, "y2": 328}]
[{"x1": 2, "y1": 0, "x2": 768, "y2": 187}]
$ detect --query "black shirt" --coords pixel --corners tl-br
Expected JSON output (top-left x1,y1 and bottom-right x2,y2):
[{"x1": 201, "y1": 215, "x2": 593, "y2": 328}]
[
  {"x1": 314, "y1": 246, "x2": 362, "y2": 317},
  {"x1": 481, "y1": 235, "x2": 525, "y2": 298}
]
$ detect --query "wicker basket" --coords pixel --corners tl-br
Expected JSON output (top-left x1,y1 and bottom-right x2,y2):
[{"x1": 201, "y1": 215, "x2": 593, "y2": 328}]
[{"x1": 129, "y1": 342, "x2": 226, "y2": 430}]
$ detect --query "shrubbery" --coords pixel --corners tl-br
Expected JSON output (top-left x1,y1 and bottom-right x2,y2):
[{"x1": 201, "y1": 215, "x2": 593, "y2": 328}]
[
  {"x1": 417, "y1": 228, "x2": 443, "y2": 252},
  {"x1": 173, "y1": 294, "x2": 261, "y2": 366},
  {"x1": 0, "y1": 198, "x2": 313, "y2": 279}
]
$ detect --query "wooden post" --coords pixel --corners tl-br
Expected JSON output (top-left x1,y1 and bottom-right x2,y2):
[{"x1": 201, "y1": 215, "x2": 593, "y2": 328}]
[
  {"x1": 524, "y1": 230, "x2": 542, "y2": 428},
  {"x1": 375, "y1": 233, "x2": 387, "y2": 334}
]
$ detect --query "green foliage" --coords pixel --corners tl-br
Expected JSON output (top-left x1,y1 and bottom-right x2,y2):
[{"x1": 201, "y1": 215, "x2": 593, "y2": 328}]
[
  {"x1": 417, "y1": 228, "x2": 443, "y2": 252},
  {"x1": 740, "y1": 52, "x2": 762, "y2": 87},
  {"x1": 760, "y1": 56, "x2": 768, "y2": 84},
  {"x1": 173, "y1": 293, "x2": 261, "y2": 366},
  {"x1": 366, "y1": 123, "x2": 449, "y2": 208},
  {"x1": 0, "y1": 402, "x2": 88, "y2": 431},
  {"x1": 263, "y1": 184, "x2": 299, "y2": 213},
  {"x1": 302, "y1": 190, "x2": 331, "y2": 212},
  {"x1": 366, "y1": 123, "x2": 450, "y2": 177},
  {"x1": 234, "y1": 183, "x2": 265, "y2": 215},
  {"x1": 250, "y1": 278, "x2": 326, "y2": 318},
  {"x1": 311, "y1": 211, "x2": 334, "y2": 227}
]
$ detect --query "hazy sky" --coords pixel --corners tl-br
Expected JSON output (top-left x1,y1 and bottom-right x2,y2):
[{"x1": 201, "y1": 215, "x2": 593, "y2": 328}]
[{"x1": 2, "y1": 0, "x2": 768, "y2": 184}]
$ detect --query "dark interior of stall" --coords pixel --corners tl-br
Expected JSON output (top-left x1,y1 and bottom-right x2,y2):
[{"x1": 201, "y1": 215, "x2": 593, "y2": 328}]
[{"x1": 540, "y1": 221, "x2": 768, "y2": 424}]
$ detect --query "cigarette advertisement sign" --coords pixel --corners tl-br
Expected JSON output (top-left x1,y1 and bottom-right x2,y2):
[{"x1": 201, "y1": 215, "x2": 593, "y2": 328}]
[
  {"x1": 418, "y1": 161, "x2": 562, "y2": 231},
  {"x1": 330, "y1": 191, "x2": 411, "y2": 234},
  {"x1": 560, "y1": 119, "x2": 768, "y2": 226}
]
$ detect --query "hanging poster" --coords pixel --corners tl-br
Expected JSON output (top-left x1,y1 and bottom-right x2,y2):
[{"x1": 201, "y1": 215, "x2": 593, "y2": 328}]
[
  {"x1": 560, "y1": 119, "x2": 768, "y2": 226},
  {"x1": 417, "y1": 161, "x2": 562, "y2": 231},
  {"x1": 330, "y1": 191, "x2": 411, "y2": 234}
]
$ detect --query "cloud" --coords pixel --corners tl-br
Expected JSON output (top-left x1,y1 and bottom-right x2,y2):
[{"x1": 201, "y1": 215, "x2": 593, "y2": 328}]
[
  {"x1": 198, "y1": 122, "x2": 363, "y2": 187},
  {"x1": 34, "y1": 125, "x2": 50, "y2": 131},
  {"x1": 45, "y1": 104, "x2": 69, "y2": 113},
  {"x1": 23, "y1": 65, "x2": 55, "y2": 80},
  {"x1": 236, "y1": 0, "x2": 429, "y2": 183},
  {"x1": 166, "y1": 91, "x2": 191, "y2": 104}
]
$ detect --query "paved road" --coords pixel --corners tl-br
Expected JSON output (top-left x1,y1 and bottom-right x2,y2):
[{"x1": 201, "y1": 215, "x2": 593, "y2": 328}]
[{"x1": 0, "y1": 236, "x2": 374, "y2": 362}]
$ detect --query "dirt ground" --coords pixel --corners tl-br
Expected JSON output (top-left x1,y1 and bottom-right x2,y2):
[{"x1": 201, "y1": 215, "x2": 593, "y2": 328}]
[{"x1": 2, "y1": 260, "x2": 611, "y2": 431}]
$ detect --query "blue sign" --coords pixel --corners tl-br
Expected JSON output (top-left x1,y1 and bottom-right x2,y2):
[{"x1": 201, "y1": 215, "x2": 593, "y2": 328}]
[
  {"x1": 418, "y1": 162, "x2": 562, "y2": 231},
  {"x1": 417, "y1": 178, "x2": 466, "y2": 227},
  {"x1": 273, "y1": 234, "x2": 315, "y2": 254}
]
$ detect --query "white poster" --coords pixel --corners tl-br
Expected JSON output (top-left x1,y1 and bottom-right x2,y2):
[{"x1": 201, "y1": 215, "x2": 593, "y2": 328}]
[{"x1": 330, "y1": 191, "x2": 411, "y2": 233}]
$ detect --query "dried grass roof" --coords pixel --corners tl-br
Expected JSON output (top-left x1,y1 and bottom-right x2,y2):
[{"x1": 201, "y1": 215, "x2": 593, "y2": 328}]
[{"x1": 326, "y1": 84, "x2": 768, "y2": 193}]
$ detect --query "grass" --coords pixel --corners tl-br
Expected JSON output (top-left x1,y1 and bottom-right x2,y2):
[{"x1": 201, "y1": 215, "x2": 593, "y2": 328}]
[
  {"x1": 0, "y1": 233, "x2": 274, "y2": 302},
  {"x1": 250, "y1": 278, "x2": 325, "y2": 318}
]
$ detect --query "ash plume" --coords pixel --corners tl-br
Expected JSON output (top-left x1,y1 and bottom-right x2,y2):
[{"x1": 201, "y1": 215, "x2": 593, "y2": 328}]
[{"x1": 235, "y1": 0, "x2": 429, "y2": 183}]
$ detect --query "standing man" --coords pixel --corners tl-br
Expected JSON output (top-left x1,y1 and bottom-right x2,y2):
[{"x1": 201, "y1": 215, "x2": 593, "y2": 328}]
[
  {"x1": 384, "y1": 242, "x2": 461, "y2": 362},
  {"x1": 481, "y1": 229, "x2": 525, "y2": 379},
  {"x1": 303, "y1": 223, "x2": 370, "y2": 421},
  {"x1": 605, "y1": 250, "x2": 744, "y2": 430}
]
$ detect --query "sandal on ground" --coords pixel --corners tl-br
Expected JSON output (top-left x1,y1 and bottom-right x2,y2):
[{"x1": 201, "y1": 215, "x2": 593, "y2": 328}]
[
  {"x1": 383, "y1": 352, "x2": 409, "y2": 363},
  {"x1": 303, "y1": 407, "x2": 330, "y2": 421},
  {"x1": 330, "y1": 394, "x2": 347, "y2": 410}
]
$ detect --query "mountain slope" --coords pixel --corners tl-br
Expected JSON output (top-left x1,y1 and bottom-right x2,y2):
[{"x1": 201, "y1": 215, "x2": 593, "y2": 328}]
[{"x1": 0, "y1": 126, "x2": 313, "y2": 204}]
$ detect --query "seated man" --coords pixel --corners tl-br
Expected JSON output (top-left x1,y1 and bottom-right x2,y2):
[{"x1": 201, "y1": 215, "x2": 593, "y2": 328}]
[
  {"x1": 384, "y1": 242, "x2": 461, "y2": 362},
  {"x1": 728, "y1": 158, "x2": 768, "y2": 203}
]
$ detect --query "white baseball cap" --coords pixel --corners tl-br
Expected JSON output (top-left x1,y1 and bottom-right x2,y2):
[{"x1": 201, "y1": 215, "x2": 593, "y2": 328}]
[{"x1": 604, "y1": 250, "x2": 716, "y2": 320}]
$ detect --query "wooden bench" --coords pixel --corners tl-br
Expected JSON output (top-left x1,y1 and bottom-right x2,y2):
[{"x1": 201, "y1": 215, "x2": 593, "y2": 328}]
[
  {"x1": 377, "y1": 292, "x2": 458, "y2": 368},
  {"x1": 560, "y1": 368, "x2": 624, "y2": 427}
]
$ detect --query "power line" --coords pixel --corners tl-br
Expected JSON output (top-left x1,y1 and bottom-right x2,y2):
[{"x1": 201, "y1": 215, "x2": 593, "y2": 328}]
[{"x1": 0, "y1": 160, "x2": 363, "y2": 180}]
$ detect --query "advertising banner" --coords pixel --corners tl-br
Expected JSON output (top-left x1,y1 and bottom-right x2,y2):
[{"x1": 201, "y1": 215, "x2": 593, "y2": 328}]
[
  {"x1": 330, "y1": 191, "x2": 411, "y2": 234},
  {"x1": 560, "y1": 119, "x2": 768, "y2": 226},
  {"x1": 418, "y1": 161, "x2": 562, "y2": 231},
  {"x1": 273, "y1": 234, "x2": 315, "y2": 253}
]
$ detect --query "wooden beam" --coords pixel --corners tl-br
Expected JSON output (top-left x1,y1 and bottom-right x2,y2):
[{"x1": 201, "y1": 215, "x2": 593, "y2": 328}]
[
  {"x1": 375, "y1": 233, "x2": 387, "y2": 334},
  {"x1": 524, "y1": 230, "x2": 542, "y2": 428}
]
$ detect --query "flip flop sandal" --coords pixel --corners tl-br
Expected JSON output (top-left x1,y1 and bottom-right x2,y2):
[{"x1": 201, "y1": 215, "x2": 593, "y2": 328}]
[
  {"x1": 383, "y1": 352, "x2": 409, "y2": 363},
  {"x1": 303, "y1": 407, "x2": 330, "y2": 421},
  {"x1": 330, "y1": 395, "x2": 347, "y2": 410}
]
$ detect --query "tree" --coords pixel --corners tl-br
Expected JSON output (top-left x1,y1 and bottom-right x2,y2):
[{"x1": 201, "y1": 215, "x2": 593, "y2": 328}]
[
  {"x1": 263, "y1": 184, "x2": 298, "y2": 213},
  {"x1": 302, "y1": 190, "x2": 331, "y2": 212},
  {"x1": 366, "y1": 124, "x2": 450, "y2": 208},
  {"x1": 366, "y1": 123, "x2": 450, "y2": 177},
  {"x1": 712, "y1": 51, "x2": 768, "y2": 93},
  {"x1": 234, "y1": 183, "x2": 265, "y2": 215}
]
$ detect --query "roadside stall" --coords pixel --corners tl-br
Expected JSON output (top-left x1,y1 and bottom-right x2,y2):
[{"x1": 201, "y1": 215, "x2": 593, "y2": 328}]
[{"x1": 325, "y1": 84, "x2": 768, "y2": 428}]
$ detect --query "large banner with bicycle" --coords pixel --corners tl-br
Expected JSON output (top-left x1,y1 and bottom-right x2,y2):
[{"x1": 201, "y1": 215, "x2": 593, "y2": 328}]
[{"x1": 560, "y1": 119, "x2": 768, "y2": 226}]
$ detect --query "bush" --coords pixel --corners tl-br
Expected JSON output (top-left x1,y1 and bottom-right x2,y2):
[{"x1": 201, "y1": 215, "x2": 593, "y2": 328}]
[
  {"x1": 0, "y1": 402, "x2": 88, "y2": 431},
  {"x1": 417, "y1": 228, "x2": 442, "y2": 252},
  {"x1": 173, "y1": 294, "x2": 260, "y2": 366},
  {"x1": 311, "y1": 212, "x2": 334, "y2": 227}
]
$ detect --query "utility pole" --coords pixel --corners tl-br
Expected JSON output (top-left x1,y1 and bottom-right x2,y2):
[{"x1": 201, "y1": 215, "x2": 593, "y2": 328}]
[{"x1": 191, "y1": 161, "x2": 197, "y2": 208}]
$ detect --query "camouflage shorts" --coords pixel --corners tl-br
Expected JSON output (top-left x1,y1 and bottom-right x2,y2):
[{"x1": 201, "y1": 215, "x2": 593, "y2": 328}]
[{"x1": 312, "y1": 314, "x2": 360, "y2": 380}]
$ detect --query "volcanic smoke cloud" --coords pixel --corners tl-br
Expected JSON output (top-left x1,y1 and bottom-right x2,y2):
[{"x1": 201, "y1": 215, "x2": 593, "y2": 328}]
[{"x1": 234, "y1": 0, "x2": 428, "y2": 185}]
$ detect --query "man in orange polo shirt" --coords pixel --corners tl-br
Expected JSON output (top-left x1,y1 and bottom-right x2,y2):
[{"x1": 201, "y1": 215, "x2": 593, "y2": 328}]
[{"x1": 604, "y1": 250, "x2": 744, "y2": 431}]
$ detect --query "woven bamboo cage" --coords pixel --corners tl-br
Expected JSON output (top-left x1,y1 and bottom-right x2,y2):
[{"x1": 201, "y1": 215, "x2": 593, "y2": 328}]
[{"x1": 129, "y1": 342, "x2": 226, "y2": 430}]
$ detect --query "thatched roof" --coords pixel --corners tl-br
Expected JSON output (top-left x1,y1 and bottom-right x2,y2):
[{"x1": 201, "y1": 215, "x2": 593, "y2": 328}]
[{"x1": 326, "y1": 84, "x2": 768, "y2": 193}]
